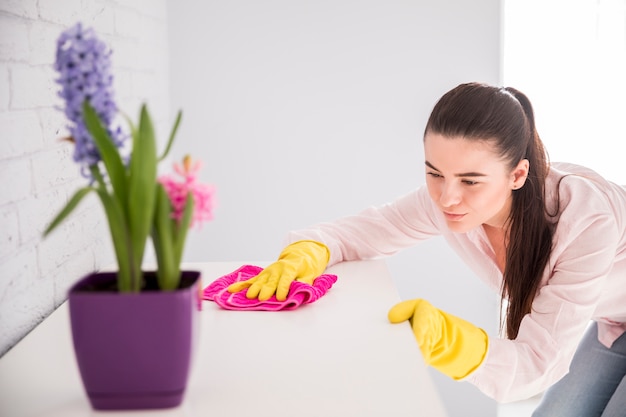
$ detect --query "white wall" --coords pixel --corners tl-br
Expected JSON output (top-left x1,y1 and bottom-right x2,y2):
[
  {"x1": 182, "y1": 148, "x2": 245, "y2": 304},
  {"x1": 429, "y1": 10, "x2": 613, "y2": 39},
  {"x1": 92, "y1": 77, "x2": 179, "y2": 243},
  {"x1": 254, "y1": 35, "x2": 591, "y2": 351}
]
[
  {"x1": 168, "y1": 1, "x2": 501, "y2": 416},
  {"x1": 503, "y1": 0, "x2": 626, "y2": 184},
  {"x1": 0, "y1": 0, "x2": 170, "y2": 356}
]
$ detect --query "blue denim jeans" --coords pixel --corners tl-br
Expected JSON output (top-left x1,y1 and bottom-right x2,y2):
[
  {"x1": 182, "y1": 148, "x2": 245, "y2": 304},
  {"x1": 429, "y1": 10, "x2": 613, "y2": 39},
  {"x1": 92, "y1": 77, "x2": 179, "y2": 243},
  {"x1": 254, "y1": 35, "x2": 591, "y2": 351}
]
[{"x1": 532, "y1": 322, "x2": 626, "y2": 417}]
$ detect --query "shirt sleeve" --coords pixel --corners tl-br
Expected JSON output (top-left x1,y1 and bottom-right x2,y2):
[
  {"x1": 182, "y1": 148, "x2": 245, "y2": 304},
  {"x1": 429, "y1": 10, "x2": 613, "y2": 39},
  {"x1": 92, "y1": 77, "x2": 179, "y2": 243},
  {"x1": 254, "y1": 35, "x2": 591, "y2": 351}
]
[
  {"x1": 285, "y1": 186, "x2": 443, "y2": 266},
  {"x1": 465, "y1": 182, "x2": 620, "y2": 402}
]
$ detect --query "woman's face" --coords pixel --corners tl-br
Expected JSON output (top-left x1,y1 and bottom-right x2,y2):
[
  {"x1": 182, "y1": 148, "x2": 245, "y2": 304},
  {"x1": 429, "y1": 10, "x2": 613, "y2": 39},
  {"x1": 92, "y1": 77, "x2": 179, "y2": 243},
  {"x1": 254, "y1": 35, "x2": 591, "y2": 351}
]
[{"x1": 423, "y1": 132, "x2": 528, "y2": 233}]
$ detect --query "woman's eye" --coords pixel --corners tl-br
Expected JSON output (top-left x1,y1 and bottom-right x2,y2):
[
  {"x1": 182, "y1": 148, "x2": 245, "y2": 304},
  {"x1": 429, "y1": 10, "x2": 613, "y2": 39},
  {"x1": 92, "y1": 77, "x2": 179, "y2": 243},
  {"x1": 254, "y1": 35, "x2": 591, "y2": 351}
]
[
  {"x1": 462, "y1": 179, "x2": 478, "y2": 185},
  {"x1": 427, "y1": 172, "x2": 442, "y2": 178}
]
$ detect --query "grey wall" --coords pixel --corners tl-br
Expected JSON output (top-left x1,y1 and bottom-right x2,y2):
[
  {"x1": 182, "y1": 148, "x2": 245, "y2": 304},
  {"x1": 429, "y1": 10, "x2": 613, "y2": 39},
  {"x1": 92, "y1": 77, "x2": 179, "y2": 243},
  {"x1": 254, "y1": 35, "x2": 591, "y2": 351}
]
[{"x1": 168, "y1": 1, "x2": 501, "y2": 416}]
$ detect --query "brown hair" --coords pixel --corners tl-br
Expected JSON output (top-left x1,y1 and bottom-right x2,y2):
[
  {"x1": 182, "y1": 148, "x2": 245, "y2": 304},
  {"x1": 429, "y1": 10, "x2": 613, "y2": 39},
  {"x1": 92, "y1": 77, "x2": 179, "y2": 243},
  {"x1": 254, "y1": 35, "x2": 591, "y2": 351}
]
[{"x1": 424, "y1": 82, "x2": 554, "y2": 339}]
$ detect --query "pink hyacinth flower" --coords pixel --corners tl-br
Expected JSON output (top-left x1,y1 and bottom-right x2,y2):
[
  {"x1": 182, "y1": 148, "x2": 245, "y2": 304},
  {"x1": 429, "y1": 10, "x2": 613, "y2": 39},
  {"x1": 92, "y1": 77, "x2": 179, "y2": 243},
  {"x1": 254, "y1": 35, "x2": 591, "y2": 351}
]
[{"x1": 158, "y1": 155, "x2": 216, "y2": 227}]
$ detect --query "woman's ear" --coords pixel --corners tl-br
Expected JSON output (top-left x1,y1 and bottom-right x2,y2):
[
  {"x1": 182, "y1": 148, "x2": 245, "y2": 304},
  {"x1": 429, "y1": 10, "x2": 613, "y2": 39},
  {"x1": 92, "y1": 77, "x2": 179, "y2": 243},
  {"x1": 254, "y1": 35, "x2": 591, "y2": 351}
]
[{"x1": 511, "y1": 159, "x2": 529, "y2": 190}]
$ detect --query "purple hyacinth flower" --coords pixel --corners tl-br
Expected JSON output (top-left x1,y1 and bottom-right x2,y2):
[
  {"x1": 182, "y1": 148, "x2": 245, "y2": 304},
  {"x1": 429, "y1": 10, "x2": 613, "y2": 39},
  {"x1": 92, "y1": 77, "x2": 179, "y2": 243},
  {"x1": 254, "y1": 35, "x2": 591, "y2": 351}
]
[{"x1": 54, "y1": 22, "x2": 125, "y2": 175}]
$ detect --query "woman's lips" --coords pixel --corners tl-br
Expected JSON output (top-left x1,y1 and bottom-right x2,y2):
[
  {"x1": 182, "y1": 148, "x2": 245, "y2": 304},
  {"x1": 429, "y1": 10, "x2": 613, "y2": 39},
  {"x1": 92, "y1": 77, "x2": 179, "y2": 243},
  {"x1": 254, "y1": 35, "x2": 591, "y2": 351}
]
[{"x1": 444, "y1": 211, "x2": 466, "y2": 221}]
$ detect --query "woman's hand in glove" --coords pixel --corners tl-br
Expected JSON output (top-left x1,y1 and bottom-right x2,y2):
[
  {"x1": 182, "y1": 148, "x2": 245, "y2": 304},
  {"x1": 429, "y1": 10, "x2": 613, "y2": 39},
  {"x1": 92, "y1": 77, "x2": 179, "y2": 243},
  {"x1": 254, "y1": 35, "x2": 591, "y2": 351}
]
[
  {"x1": 227, "y1": 240, "x2": 330, "y2": 301},
  {"x1": 388, "y1": 298, "x2": 488, "y2": 380}
]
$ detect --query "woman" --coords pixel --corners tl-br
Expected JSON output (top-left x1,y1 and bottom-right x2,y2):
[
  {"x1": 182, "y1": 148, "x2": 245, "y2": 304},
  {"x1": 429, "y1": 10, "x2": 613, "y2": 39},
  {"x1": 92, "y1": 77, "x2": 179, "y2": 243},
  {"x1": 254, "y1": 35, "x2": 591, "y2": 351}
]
[{"x1": 228, "y1": 82, "x2": 626, "y2": 416}]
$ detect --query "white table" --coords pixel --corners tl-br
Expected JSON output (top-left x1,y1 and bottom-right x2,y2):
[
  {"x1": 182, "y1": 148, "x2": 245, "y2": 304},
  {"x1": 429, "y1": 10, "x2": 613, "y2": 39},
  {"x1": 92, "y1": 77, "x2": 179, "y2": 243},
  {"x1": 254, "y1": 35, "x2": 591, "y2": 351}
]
[{"x1": 0, "y1": 260, "x2": 447, "y2": 417}]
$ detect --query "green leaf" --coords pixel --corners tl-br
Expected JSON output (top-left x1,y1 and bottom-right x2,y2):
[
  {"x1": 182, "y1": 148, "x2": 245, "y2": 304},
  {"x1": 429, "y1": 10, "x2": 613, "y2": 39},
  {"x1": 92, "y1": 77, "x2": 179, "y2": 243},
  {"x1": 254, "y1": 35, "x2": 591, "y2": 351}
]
[
  {"x1": 90, "y1": 165, "x2": 136, "y2": 292},
  {"x1": 122, "y1": 111, "x2": 137, "y2": 136},
  {"x1": 96, "y1": 185, "x2": 135, "y2": 292},
  {"x1": 127, "y1": 104, "x2": 158, "y2": 290},
  {"x1": 43, "y1": 187, "x2": 96, "y2": 237},
  {"x1": 158, "y1": 110, "x2": 182, "y2": 161},
  {"x1": 152, "y1": 184, "x2": 177, "y2": 290},
  {"x1": 123, "y1": 112, "x2": 138, "y2": 150},
  {"x1": 82, "y1": 102, "x2": 128, "y2": 210}
]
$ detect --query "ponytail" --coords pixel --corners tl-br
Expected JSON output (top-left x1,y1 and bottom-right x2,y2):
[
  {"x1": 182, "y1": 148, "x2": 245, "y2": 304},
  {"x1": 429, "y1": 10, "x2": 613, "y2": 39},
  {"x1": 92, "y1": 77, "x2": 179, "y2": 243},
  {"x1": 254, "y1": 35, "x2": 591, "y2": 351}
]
[{"x1": 501, "y1": 87, "x2": 554, "y2": 339}]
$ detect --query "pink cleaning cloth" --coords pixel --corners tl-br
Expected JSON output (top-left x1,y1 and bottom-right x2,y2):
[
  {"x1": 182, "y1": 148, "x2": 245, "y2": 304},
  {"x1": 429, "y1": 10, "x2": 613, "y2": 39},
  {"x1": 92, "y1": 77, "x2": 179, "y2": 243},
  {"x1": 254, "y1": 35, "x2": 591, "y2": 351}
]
[{"x1": 203, "y1": 264, "x2": 337, "y2": 311}]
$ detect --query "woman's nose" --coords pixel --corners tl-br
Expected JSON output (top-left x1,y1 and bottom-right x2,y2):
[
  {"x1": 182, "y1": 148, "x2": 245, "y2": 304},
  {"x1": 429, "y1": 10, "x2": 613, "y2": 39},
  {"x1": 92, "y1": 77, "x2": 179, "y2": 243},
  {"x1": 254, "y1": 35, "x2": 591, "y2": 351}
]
[{"x1": 439, "y1": 182, "x2": 462, "y2": 207}]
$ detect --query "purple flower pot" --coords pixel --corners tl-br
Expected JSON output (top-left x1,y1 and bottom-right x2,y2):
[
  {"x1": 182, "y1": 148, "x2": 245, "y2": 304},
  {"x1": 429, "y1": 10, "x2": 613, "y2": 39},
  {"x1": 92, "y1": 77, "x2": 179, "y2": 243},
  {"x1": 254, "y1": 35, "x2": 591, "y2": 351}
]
[{"x1": 68, "y1": 270, "x2": 202, "y2": 410}]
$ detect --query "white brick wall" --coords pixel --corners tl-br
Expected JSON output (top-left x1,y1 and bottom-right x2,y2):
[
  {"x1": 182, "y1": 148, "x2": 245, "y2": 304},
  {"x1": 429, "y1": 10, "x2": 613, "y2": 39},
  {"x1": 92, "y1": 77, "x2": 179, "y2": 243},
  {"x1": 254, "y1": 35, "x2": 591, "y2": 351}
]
[{"x1": 0, "y1": 0, "x2": 170, "y2": 357}]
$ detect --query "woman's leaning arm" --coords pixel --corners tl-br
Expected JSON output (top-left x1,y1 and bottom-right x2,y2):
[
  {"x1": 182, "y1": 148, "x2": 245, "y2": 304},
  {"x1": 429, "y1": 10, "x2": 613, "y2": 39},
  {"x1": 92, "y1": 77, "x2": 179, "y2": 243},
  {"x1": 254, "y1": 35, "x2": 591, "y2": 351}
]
[{"x1": 285, "y1": 187, "x2": 443, "y2": 266}]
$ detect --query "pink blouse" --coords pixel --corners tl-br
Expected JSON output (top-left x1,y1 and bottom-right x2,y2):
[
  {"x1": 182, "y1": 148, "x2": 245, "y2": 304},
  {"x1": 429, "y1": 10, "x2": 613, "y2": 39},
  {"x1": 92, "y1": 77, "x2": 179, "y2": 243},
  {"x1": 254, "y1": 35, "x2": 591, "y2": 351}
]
[{"x1": 285, "y1": 162, "x2": 626, "y2": 402}]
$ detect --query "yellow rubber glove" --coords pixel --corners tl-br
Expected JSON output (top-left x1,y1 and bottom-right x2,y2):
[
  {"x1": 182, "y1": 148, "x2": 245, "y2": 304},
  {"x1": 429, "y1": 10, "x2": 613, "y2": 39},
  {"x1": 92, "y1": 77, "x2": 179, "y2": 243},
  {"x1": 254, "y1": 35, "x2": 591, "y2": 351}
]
[
  {"x1": 227, "y1": 240, "x2": 330, "y2": 301},
  {"x1": 388, "y1": 298, "x2": 488, "y2": 380}
]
